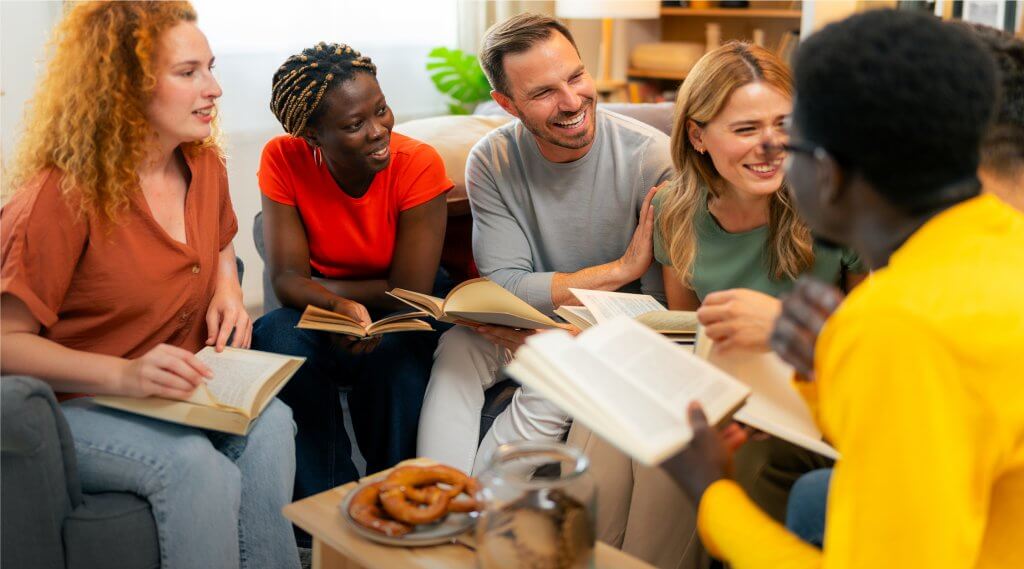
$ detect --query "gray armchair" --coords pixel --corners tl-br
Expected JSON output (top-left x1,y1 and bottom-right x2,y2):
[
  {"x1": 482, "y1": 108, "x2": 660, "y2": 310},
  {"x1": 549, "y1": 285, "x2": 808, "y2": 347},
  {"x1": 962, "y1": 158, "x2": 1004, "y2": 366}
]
[{"x1": 1, "y1": 376, "x2": 159, "y2": 569}]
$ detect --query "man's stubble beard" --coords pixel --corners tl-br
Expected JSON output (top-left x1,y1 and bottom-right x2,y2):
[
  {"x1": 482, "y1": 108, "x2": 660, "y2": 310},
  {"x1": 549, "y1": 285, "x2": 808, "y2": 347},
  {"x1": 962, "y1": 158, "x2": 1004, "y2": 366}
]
[{"x1": 515, "y1": 99, "x2": 596, "y2": 151}]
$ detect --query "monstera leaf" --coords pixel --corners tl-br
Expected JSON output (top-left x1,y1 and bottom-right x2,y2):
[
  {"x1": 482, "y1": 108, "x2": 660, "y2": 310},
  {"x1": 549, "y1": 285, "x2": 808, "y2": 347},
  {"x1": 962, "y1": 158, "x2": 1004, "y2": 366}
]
[{"x1": 426, "y1": 46, "x2": 492, "y2": 115}]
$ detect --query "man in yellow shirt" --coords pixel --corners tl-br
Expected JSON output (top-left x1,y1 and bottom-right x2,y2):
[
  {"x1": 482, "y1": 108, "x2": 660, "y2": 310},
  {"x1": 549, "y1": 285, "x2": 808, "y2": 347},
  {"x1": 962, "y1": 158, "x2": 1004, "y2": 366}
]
[
  {"x1": 770, "y1": 21, "x2": 1024, "y2": 550},
  {"x1": 661, "y1": 10, "x2": 1024, "y2": 568}
]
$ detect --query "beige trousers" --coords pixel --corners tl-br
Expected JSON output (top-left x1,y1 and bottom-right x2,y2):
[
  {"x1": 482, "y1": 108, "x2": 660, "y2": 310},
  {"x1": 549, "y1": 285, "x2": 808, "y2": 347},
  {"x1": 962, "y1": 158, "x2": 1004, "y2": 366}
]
[{"x1": 567, "y1": 424, "x2": 710, "y2": 569}]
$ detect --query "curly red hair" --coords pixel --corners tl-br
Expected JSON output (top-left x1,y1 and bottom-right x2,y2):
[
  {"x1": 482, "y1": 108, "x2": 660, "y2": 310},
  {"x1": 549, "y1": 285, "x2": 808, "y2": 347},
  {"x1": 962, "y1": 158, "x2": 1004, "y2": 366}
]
[{"x1": 7, "y1": 1, "x2": 220, "y2": 221}]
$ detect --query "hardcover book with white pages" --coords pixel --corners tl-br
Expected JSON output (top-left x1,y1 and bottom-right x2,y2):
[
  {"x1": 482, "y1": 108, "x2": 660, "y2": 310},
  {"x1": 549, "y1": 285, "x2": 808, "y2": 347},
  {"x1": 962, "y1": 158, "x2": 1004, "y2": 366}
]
[
  {"x1": 389, "y1": 277, "x2": 560, "y2": 330},
  {"x1": 695, "y1": 330, "x2": 839, "y2": 460},
  {"x1": 93, "y1": 347, "x2": 304, "y2": 435},
  {"x1": 556, "y1": 288, "x2": 698, "y2": 342},
  {"x1": 297, "y1": 304, "x2": 434, "y2": 338},
  {"x1": 504, "y1": 317, "x2": 751, "y2": 465}
]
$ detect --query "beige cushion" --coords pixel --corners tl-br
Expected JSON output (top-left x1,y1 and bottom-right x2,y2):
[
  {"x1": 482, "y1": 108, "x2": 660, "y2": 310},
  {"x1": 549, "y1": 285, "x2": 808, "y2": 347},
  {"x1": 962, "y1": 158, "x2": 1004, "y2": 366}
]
[{"x1": 395, "y1": 115, "x2": 513, "y2": 203}]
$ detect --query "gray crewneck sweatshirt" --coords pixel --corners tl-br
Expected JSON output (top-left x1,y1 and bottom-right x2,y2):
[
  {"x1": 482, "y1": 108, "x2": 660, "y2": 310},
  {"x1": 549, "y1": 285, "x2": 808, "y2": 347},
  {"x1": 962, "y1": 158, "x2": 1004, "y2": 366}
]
[{"x1": 466, "y1": 108, "x2": 673, "y2": 315}]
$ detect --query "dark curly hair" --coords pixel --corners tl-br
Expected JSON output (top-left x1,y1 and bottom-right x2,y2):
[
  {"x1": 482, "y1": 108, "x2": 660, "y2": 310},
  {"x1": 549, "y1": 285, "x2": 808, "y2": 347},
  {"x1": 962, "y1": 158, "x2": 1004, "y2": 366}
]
[
  {"x1": 953, "y1": 21, "x2": 1024, "y2": 177},
  {"x1": 792, "y1": 9, "x2": 997, "y2": 211},
  {"x1": 270, "y1": 42, "x2": 377, "y2": 136}
]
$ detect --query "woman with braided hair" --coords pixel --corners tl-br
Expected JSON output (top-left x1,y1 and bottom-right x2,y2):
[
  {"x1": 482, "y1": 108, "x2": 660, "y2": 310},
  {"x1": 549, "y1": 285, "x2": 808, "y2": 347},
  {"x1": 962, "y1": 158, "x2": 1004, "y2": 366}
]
[
  {"x1": 1, "y1": 2, "x2": 299, "y2": 567},
  {"x1": 252, "y1": 42, "x2": 453, "y2": 539}
]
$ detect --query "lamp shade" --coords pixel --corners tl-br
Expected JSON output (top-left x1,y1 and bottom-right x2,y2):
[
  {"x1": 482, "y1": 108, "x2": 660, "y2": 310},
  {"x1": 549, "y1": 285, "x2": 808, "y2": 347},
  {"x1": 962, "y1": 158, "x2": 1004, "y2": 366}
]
[{"x1": 555, "y1": 0, "x2": 660, "y2": 20}]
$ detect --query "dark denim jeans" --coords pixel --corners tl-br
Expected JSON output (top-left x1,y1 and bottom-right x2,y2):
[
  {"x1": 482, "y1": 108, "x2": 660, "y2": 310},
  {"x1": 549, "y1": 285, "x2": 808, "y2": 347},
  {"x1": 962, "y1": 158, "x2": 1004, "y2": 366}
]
[
  {"x1": 252, "y1": 273, "x2": 453, "y2": 547},
  {"x1": 785, "y1": 467, "x2": 832, "y2": 548}
]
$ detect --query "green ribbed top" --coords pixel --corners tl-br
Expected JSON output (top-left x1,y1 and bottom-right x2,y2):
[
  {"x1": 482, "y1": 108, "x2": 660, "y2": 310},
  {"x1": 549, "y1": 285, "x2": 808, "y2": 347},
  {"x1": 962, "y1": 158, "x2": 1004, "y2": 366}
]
[{"x1": 653, "y1": 187, "x2": 863, "y2": 301}]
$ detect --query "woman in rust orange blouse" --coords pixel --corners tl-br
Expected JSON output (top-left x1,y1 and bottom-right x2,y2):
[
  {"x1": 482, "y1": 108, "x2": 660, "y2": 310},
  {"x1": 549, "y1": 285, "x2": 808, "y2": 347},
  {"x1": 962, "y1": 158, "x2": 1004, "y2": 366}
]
[{"x1": 0, "y1": 3, "x2": 298, "y2": 567}]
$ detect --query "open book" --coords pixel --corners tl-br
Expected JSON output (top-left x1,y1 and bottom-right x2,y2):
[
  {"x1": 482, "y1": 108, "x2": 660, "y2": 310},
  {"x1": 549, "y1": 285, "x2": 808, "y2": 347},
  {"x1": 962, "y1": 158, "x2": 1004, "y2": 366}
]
[
  {"x1": 297, "y1": 305, "x2": 433, "y2": 338},
  {"x1": 388, "y1": 278, "x2": 560, "y2": 330},
  {"x1": 505, "y1": 317, "x2": 751, "y2": 465},
  {"x1": 695, "y1": 330, "x2": 838, "y2": 460},
  {"x1": 555, "y1": 289, "x2": 698, "y2": 342},
  {"x1": 93, "y1": 347, "x2": 305, "y2": 435}
]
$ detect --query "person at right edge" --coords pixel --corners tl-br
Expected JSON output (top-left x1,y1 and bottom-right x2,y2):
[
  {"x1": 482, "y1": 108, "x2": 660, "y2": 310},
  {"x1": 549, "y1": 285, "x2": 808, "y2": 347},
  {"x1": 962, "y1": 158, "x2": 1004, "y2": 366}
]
[
  {"x1": 662, "y1": 9, "x2": 1024, "y2": 568},
  {"x1": 775, "y1": 20, "x2": 1024, "y2": 549}
]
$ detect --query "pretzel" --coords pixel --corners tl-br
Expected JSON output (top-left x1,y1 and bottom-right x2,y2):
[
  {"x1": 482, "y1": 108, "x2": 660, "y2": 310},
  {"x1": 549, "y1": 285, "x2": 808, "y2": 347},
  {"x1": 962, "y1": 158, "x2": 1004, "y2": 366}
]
[
  {"x1": 379, "y1": 484, "x2": 452, "y2": 525},
  {"x1": 348, "y1": 482, "x2": 412, "y2": 537},
  {"x1": 384, "y1": 464, "x2": 482, "y2": 514}
]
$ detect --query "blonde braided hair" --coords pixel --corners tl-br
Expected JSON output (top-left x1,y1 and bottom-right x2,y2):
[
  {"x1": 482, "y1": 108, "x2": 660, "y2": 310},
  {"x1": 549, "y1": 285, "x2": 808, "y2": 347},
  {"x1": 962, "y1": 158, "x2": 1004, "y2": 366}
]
[{"x1": 270, "y1": 42, "x2": 377, "y2": 136}]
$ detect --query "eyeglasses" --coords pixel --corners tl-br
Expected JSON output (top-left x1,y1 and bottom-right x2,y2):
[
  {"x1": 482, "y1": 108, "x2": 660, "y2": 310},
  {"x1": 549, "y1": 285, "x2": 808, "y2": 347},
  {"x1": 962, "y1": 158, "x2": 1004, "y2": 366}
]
[
  {"x1": 761, "y1": 141, "x2": 828, "y2": 160},
  {"x1": 760, "y1": 140, "x2": 836, "y2": 174}
]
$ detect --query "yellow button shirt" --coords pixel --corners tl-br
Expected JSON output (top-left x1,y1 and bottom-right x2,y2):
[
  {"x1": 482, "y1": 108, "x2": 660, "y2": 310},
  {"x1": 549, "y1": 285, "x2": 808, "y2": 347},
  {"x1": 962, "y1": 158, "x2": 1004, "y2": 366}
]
[{"x1": 698, "y1": 195, "x2": 1024, "y2": 568}]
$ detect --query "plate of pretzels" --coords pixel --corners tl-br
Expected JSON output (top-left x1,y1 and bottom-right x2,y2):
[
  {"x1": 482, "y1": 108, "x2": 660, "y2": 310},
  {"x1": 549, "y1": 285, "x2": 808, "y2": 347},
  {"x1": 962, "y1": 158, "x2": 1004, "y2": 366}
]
[{"x1": 341, "y1": 463, "x2": 483, "y2": 546}]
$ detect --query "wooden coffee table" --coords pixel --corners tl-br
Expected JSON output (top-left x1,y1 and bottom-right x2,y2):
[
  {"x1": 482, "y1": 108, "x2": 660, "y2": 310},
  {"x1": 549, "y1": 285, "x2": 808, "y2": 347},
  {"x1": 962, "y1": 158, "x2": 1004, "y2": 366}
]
[{"x1": 283, "y1": 463, "x2": 656, "y2": 569}]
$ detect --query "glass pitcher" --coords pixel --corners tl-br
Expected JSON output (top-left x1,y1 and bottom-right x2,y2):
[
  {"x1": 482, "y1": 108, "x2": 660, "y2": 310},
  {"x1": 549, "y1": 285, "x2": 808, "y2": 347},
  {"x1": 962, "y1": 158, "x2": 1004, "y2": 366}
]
[{"x1": 474, "y1": 440, "x2": 596, "y2": 569}]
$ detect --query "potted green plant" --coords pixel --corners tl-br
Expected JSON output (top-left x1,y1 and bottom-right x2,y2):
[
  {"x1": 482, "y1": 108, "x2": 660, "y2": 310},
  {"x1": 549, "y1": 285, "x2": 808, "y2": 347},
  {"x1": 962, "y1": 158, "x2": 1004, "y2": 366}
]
[{"x1": 426, "y1": 46, "x2": 492, "y2": 115}]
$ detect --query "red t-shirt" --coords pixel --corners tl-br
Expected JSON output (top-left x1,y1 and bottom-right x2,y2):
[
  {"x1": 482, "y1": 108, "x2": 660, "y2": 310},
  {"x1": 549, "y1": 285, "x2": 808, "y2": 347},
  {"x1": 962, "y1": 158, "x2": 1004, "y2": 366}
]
[{"x1": 258, "y1": 132, "x2": 452, "y2": 279}]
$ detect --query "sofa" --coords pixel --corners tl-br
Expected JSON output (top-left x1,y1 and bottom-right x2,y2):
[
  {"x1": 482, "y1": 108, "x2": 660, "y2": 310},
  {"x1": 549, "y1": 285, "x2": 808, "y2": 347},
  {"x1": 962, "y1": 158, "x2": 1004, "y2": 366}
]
[{"x1": 1, "y1": 260, "x2": 244, "y2": 569}]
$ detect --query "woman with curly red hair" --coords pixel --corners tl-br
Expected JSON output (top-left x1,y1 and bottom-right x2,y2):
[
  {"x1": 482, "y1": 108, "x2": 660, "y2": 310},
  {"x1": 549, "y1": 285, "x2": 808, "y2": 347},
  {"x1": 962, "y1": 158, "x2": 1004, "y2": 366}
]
[{"x1": 1, "y1": 3, "x2": 298, "y2": 567}]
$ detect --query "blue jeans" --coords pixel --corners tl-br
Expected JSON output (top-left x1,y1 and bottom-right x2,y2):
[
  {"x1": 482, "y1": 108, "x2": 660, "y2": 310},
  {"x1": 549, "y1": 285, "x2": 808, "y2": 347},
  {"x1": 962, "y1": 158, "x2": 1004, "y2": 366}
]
[
  {"x1": 785, "y1": 467, "x2": 833, "y2": 548},
  {"x1": 61, "y1": 398, "x2": 299, "y2": 569},
  {"x1": 252, "y1": 307, "x2": 447, "y2": 499}
]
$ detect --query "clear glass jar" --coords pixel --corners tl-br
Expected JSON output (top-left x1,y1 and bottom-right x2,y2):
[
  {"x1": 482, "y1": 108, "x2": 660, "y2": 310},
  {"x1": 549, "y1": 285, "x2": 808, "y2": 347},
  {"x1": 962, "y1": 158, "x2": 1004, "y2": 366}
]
[{"x1": 475, "y1": 440, "x2": 596, "y2": 569}]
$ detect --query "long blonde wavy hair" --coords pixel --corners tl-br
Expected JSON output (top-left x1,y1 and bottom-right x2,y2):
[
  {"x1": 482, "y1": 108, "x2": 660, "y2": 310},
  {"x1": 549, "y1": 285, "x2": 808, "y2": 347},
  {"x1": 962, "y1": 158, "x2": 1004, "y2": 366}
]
[
  {"x1": 658, "y1": 41, "x2": 813, "y2": 284},
  {"x1": 6, "y1": 1, "x2": 220, "y2": 222}
]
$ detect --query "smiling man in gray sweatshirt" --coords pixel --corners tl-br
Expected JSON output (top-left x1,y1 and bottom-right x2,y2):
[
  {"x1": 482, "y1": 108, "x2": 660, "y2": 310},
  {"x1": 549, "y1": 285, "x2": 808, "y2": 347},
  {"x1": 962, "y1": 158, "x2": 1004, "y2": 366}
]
[{"x1": 417, "y1": 12, "x2": 672, "y2": 473}]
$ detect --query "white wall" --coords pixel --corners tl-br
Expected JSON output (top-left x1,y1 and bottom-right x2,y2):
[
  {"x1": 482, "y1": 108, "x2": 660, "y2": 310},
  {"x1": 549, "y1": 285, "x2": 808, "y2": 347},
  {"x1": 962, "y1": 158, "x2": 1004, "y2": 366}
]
[
  {"x1": 1, "y1": 1, "x2": 457, "y2": 312},
  {"x1": 1, "y1": 1, "x2": 63, "y2": 178}
]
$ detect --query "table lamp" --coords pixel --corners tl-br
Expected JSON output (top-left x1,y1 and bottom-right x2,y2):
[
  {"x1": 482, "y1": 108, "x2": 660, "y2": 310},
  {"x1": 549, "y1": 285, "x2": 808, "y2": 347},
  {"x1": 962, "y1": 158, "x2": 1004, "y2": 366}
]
[{"x1": 555, "y1": 0, "x2": 660, "y2": 86}]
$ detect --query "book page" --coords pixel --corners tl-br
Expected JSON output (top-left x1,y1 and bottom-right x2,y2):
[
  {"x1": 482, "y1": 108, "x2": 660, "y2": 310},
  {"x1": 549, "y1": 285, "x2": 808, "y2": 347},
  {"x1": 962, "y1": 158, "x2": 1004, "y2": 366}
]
[
  {"x1": 297, "y1": 305, "x2": 366, "y2": 336},
  {"x1": 302, "y1": 304, "x2": 358, "y2": 323},
  {"x1": 506, "y1": 347, "x2": 688, "y2": 465},
  {"x1": 569, "y1": 289, "x2": 666, "y2": 323},
  {"x1": 576, "y1": 317, "x2": 749, "y2": 423},
  {"x1": 704, "y1": 345, "x2": 838, "y2": 460},
  {"x1": 443, "y1": 278, "x2": 558, "y2": 328},
  {"x1": 295, "y1": 319, "x2": 366, "y2": 337},
  {"x1": 554, "y1": 306, "x2": 596, "y2": 330},
  {"x1": 387, "y1": 289, "x2": 445, "y2": 318},
  {"x1": 365, "y1": 309, "x2": 432, "y2": 334},
  {"x1": 520, "y1": 331, "x2": 685, "y2": 440},
  {"x1": 368, "y1": 319, "x2": 434, "y2": 334},
  {"x1": 635, "y1": 310, "x2": 698, "y2": 334},
  {"x1": 191, "y1": 348, "x2": 284, "y2": 413}
]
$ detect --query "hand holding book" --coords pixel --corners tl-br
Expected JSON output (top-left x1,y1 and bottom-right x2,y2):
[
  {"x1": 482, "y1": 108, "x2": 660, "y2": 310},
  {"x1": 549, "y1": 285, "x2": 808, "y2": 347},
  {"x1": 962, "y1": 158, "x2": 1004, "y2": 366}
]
[
  {"x1": 115, "y1": 343, "x2": 214, "y2": 400},
  {"x1": 468, "y1": 321, "x2": 579, "y2": 352},
  {"x1": 660, "y1": 402, "x2": 733, "y2": 504},
  {"x1": 505, "y1": 317, "x2": 838, "y2": 465},
  {"x1": 296, "y1": 305, "x2": 433, "y2": 338},
  {"x1": 95, "y1": 347, "x2": 305, "y2": 435},
  {"x1": 328, "y1": 296, "x2": 373, "y2": 329}
]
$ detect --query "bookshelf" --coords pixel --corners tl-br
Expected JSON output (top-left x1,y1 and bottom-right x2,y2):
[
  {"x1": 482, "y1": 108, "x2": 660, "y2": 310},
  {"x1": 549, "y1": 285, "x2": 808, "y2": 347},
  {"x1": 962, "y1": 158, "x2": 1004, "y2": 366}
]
[
  {"x1": 627, "y1": 67, "x2": 688, "y2": 81},
  {"x1": 626, "y1": 2, "x2": 803, "y2": 101},
  {"x1": 659, "y1": 7, "x2": 801, "y2": 19}
]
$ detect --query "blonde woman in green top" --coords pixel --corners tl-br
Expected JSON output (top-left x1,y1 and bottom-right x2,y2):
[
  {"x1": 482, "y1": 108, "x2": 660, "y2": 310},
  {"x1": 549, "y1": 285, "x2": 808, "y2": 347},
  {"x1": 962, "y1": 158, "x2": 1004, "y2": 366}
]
[
  {"x1": 654, "y1": 42, "x2": 864, "y2": 354},
  {"x1": 654, "y1": 42, "x2": 866, "y2": 523}
]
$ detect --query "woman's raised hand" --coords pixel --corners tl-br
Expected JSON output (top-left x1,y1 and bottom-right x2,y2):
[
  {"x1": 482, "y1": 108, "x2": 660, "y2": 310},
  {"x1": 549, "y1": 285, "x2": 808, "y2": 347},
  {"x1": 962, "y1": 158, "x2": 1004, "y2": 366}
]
[{"x1": 697, "y1": 288, "x2": 782, "y2": 352}]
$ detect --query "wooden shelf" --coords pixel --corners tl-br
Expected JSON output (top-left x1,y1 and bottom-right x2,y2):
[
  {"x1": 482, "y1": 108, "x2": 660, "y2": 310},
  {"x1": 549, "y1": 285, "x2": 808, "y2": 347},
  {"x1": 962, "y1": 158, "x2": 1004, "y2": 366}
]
[
  {"x1": 661, "y1": 7, "x2": 801, "y2": 19},
  {"x1": 627, "y1": 67, "x2": 687, "y2": 81}
]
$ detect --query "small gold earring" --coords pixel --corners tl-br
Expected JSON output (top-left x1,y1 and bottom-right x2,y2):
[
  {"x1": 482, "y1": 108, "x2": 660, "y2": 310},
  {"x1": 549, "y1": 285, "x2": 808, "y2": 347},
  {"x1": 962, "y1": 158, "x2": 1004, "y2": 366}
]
[{"x1": 313, "y1": 145, "x2": 323, "y2": 167}]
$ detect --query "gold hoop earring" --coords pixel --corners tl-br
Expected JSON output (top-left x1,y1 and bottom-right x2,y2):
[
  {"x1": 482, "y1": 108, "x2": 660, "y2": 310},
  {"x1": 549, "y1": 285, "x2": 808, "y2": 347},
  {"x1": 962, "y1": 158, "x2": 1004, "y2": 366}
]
[{"x1": 313, "y1": 145, "x2": 323, "y2": 167}]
